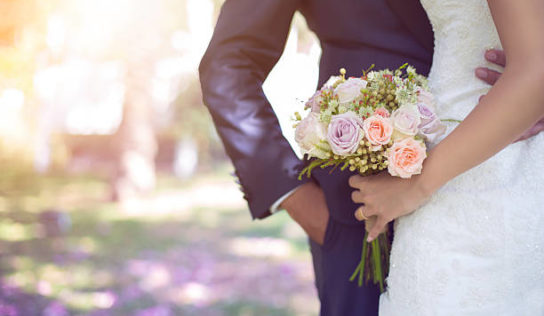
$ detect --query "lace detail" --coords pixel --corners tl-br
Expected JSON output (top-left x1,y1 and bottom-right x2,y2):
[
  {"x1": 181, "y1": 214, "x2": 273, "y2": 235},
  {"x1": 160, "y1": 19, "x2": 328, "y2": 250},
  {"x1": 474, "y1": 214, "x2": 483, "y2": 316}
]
[{"x1": 379, "y1": 1, "x2": 544, "y2": 315}]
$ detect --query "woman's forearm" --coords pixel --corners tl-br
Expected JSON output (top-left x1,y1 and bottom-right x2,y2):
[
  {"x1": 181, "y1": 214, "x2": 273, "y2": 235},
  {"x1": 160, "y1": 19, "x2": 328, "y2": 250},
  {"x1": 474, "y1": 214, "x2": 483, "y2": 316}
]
[{"x1": 419, "y1": 65, "x2": 544, "y2": 194}]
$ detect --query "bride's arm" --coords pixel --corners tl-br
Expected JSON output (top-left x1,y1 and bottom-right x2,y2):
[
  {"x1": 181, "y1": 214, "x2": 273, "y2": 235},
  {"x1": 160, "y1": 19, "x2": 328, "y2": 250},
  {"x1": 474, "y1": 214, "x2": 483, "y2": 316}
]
[
  {"x1": 422, "y1": 0, "x2": 544, "y2": 191},
  {"x1": 350, "y1": 0, "x2": 544, "y2": 241}
]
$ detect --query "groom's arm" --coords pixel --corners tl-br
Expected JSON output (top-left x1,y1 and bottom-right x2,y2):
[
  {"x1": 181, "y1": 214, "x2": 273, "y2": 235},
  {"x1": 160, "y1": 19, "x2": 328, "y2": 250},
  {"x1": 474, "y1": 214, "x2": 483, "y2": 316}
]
[
  {"x1": 476, "y1": 49, "x2": 544, "y2": 141},
  {"x1": 199, "y1": 0, "x2": 311, "y2": 220}
]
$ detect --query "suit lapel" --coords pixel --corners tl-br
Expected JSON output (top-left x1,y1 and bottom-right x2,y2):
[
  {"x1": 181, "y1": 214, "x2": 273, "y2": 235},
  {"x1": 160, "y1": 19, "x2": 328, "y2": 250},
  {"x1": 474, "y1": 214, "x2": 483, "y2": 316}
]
[{"x1": 385, "y1": 0, "x2": 434, "y2": 52}]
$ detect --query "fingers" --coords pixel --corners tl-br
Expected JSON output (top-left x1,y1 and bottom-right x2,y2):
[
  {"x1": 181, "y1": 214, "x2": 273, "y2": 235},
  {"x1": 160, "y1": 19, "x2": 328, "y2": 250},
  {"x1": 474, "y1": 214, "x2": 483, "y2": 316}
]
[
  {"x1": 476, "y1": 49, "x2": 505, "y2": 85},
  {"x1": 475, "y1": 67, "x2": 502, "y2": 85},
  {"x1": 364, "y1": 216, "x2": 376, "y2": 232},
  {"x1": 354, "y1": 206, "x2": 368, "y2": 221},
  {"x1": 514, "y1": 119, "x2": 544, "y2": 142},
  {"x1": 348, "y1": 175, "x2": 366, "y2": 188},
  {"x1": 367, "y1": 217, "x2": 389, "y2": 242},
  {"x1": 485, "y1": 49, "x2": 506, "y2": 67},
  {"x1": 354, "y1": 206, "x2": 379, "y2": 221},
  {"x1": 351, "y1": 189, "x2": 365, "y2": 203}
]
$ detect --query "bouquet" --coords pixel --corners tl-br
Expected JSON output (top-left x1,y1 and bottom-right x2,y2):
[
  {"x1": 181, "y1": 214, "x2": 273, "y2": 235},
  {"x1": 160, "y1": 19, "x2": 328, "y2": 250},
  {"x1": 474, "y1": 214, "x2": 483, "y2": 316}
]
[{"x1": 293, "y1": 64, "x2": 446, "y2": 292}]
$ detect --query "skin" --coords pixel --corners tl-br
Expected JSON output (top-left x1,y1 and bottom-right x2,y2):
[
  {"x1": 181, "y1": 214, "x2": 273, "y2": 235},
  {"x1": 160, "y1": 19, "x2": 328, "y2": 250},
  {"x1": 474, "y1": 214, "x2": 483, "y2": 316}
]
[
  {"x1": 477, "y1": 49, "x2": 544, "y2": 141},
  {"x1": 281, "y1": 181, "x2": 329, "y2": 245},
  {"x1": 350, "y1": 0, "x2": 544, "y2": 242}
]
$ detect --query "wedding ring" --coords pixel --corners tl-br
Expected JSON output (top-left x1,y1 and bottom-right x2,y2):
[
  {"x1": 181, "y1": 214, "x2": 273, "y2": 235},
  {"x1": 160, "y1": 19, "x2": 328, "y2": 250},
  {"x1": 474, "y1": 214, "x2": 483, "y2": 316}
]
[{"x1": 355, "y1": 208, "x2": 368, "y2": 221}]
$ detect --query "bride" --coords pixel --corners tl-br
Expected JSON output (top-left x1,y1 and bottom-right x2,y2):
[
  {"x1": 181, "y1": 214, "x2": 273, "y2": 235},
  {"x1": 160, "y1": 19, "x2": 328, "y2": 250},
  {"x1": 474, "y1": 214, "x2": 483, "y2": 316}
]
[{"x1": 349, "y1": 0, "x2": 544, "y2": 314}]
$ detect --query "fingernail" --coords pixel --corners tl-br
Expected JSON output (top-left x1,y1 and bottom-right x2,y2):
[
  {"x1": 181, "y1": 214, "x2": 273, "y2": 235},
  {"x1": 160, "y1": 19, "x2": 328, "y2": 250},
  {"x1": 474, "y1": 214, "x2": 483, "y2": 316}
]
[
  {"x1": 366, "y1": 236, "x2": 372, "y2": 243},
  {"x1": 475, "y1": 68, "x2": 487, "y2": 79},
  {"x1": 486, "y1": 51, "x2": 497, "y2": 61}
]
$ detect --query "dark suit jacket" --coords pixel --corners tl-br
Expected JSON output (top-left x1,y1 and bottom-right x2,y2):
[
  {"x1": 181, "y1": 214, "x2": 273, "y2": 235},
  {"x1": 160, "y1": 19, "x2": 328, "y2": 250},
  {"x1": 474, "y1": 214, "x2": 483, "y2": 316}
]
[{"x1": 199, "y1": 0, "x2": 434, "y2": 224}]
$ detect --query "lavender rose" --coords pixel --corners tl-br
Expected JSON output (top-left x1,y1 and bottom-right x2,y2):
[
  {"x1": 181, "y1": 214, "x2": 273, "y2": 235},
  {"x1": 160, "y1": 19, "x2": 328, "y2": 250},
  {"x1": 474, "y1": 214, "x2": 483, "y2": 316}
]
[
  {"x1": 391, "y1": 104, "x2": 421, "y2": 136},
  {"x1": 295, "y1": 113, "x2": 329, "y2": 159},
  {"x1": 418, "y1": 103, "x2": 446, "y2": 143},
  {"x1": 416, "y1": 92, "x2": 447, "y2": 143},
  {"x1": 335, "y1": 78, "x2": 367, "y2": 105},
  {"x1": 327, "y1": 111, "x2": 364, "y2": 155}
]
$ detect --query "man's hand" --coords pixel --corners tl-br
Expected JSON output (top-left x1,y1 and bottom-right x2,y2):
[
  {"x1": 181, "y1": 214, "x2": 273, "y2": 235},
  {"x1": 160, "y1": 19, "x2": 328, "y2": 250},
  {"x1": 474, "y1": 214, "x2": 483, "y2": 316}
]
[
  {"x1": 476, "y1": 49, "x2": 544, "y2": 142},
  {"x1": 281, "y1": 182, "x2": 329, "y2": 245}
]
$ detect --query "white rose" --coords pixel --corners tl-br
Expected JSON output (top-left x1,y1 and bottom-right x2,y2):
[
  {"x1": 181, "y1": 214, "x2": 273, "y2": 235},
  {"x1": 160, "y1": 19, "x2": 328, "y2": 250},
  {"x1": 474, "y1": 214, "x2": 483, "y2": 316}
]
[
  {"x1": 295, "y1": 113, "x2": 330, "y2": 159},
  {"x1": 334, "y1": 78, "x2": 367, "y2": 105},
  {"x1": 391, "y1": 104, "x2": 421, "y2": 136}
]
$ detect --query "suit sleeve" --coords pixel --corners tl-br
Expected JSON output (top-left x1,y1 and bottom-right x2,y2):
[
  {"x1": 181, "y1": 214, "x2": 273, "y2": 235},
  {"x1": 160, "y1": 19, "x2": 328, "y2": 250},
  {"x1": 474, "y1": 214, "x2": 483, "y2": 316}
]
[{"x1": 199, "y1": 0, "x2": 310, "y2": 219}]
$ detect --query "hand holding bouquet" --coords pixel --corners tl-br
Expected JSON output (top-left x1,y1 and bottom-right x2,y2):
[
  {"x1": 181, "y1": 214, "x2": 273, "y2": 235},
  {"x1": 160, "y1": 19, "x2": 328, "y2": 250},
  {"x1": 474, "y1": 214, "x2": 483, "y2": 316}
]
[{"x1": 293, "y1": 64, "x2": 446, "y2": 292}]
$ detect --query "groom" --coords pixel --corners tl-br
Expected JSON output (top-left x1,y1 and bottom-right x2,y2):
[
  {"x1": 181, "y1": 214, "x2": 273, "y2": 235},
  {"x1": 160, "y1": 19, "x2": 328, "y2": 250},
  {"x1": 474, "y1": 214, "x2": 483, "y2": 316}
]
[{"x1": 199, "y1": 0, "x2": 544, "y2": 315}]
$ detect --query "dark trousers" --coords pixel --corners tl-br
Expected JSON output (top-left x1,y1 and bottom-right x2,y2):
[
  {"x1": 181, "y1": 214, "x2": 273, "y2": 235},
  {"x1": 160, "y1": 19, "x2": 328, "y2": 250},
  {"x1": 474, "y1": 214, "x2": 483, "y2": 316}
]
[{"x1": 309, "y1": 218, "x2": 381, "y2": 316}]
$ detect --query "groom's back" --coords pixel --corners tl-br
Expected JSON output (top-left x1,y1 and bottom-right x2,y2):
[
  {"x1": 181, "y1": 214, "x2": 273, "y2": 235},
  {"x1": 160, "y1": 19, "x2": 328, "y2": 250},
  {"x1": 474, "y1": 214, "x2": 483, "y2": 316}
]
[{"x1": 299, "y1": 0, "x2": 433, "y2": 85}]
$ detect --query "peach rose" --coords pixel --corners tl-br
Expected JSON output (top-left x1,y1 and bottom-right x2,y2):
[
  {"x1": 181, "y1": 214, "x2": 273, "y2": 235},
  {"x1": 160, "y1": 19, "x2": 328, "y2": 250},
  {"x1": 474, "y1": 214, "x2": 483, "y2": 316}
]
[
  {"x1": 363, "y1": 115, "x2": 393, "y2": 147},
  {"x1": 374, "y1": 107, "x2": 390, "y2": 118},
  {"x1": 387, "y1": 138, "x2": 427, "y2": 178}
]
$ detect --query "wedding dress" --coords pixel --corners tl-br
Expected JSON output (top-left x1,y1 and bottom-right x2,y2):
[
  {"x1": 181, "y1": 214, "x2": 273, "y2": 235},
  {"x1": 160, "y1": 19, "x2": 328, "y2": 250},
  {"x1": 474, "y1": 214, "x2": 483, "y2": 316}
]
[{"x1": 379, "y1": 1, "x2": 544, "y2": 315}]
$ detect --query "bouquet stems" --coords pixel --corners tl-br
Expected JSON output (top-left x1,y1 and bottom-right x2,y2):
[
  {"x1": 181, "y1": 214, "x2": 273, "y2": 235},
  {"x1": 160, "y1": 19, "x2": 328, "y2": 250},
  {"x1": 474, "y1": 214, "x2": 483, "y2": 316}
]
[{"x1": 349, "y1": 231, "x2": 390, "y2": 293}]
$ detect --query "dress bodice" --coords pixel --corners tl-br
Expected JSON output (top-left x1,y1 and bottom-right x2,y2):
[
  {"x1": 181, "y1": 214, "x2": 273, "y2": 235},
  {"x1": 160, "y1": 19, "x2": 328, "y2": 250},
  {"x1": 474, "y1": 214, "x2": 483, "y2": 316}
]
[{"x1": 421, "y1": 0, "x2": 502, "y2": 121}]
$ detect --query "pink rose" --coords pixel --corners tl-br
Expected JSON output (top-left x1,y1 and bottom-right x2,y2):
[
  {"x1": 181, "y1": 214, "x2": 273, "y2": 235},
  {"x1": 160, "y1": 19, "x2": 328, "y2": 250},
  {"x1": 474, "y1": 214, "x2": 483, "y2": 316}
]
[
  {"x1": 363, "y1": 115, "x2": 393, "y2": 147},
  {"x1": 327, "y1": 112, "x2": 364, "y2": 155},
  {"x1": 387, "y1": 138, "x2": 427, "y2": 179},
  {"x1": 334, "y1": 78, "x2": 367, "y2": 105},
  {"x1": 295, "y1": 113, "x2": 329, "y2": 159},
  {"x1": 374, "y1": 107, "x2": 390, "y2": 118},
  {"x1": 391, "y1": 105, "x2": 421, "y2": 136},
  {"x1": 417, "y1": 103, "x2": 446, "y2": 143}
]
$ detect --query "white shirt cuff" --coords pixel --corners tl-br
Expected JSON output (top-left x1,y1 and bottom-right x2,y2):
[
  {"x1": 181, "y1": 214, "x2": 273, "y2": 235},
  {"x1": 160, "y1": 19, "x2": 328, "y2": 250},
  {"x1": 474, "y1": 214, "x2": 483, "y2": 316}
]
[{"x1": 270, "y1": 186, "x2": 303, "y2": 213}]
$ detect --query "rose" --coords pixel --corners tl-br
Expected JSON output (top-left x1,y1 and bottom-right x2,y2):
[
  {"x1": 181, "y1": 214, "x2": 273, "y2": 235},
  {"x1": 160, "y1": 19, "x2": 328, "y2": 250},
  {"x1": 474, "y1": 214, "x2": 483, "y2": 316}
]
[
  {"x1": 417, "y1": 88, "x2": 435, "y2": 108},
  {"x1": 363, "y1": 115, "x2": 393, "y2": 148},
  {"x1": 417, "y1": 102, "x2": 436, "y2": 122},
  {"x1": 387, "y1": 138, "x2": 427, "y2": 178},
  {"x1": 334, "y1": 78, "x2": 367, "y2": 105},
  {"x1": 374, "y1": 107, "x2": 390, "y2": 118},
  {"x1": 306, "y1": 90, "x2": 323, "y2": 113},
  {"x1": 416, "y1": 88, "x2": 446, "y2": 143},
  {"x1": 391, "y1": 104, "x2": 421, "y2": 136},
  {"x1": 327, "y1": 111, "x2": 364, "y2": 155},
  {"x1": 417, "y1": 103, "x2": 447, "y2": 143},
  {"x1": 295, "y1": 113, "x2": 329, "y2": 159}
]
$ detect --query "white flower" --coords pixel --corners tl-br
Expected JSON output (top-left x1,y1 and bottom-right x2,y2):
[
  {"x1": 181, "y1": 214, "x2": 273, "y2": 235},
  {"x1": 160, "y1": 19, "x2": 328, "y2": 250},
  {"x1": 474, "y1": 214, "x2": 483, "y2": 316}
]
[
  {"x1": 334, "y1": 78, "x2": 367, "y2": 105},
  {"x1": 391, "y1": 104, "x2": 421, "y2": 136},
  {"x1": 295, "y1": 113, "x2": 330, "y2": 159},
  {"x1": 323, "y1": 75, "x2": 343, "y2": 88}
]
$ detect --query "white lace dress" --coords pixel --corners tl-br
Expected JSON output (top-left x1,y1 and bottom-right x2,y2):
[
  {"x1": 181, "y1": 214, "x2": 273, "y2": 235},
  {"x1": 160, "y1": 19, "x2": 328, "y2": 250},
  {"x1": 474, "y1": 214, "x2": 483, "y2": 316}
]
[{"x1": 379, "y1": 1, "x2": 544, "y2": 315}]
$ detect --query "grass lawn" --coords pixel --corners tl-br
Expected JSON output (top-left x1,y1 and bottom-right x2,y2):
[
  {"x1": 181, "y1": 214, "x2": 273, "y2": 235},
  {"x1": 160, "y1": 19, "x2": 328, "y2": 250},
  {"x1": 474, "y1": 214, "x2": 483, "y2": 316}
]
[{"x1": 0, "y1": 167, "x2": 319, "y2": 315}]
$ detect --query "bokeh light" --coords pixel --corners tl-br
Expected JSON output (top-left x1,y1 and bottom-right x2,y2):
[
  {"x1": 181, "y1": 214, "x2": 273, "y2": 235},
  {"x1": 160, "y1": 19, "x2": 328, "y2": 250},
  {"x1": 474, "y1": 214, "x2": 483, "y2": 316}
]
[{"x1": 0, "y1": 0, "x2": 321, "y2": 314}]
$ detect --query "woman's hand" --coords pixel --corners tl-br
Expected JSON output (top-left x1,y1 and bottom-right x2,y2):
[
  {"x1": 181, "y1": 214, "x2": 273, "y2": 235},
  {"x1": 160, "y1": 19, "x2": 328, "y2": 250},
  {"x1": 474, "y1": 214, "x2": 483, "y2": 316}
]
[{"x1": 349, "y1": 172, "x2": 433, "y2": 242}]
